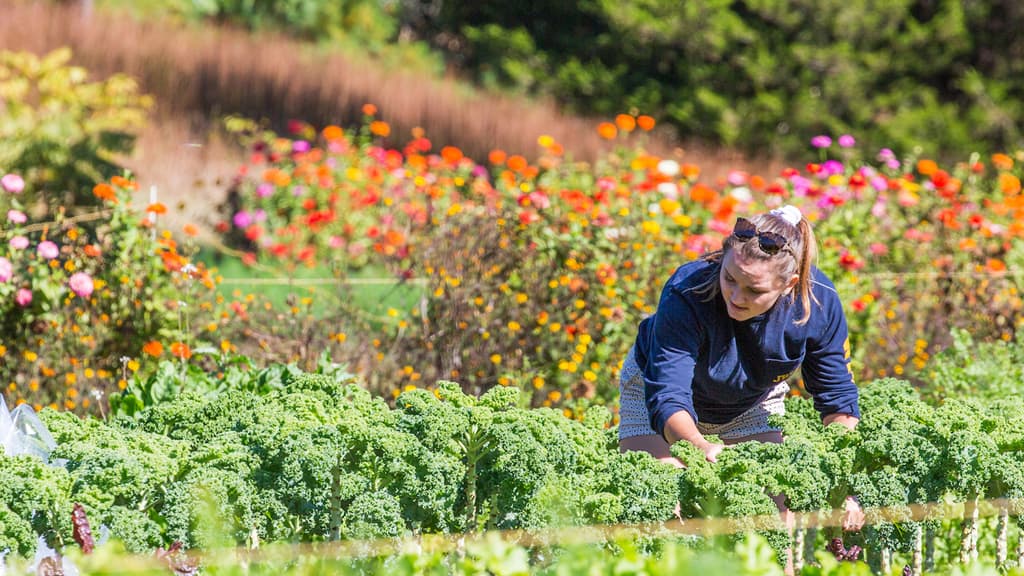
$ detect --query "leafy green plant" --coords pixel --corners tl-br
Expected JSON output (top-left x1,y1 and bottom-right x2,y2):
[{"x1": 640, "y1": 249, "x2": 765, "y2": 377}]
[{"x1": 0, "y1": 48, "x2": 152, "y2": 214}]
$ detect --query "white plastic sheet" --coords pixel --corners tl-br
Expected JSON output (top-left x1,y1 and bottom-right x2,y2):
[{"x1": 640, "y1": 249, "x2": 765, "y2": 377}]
[{"x1": 0, "y1": 395, "x2": 57, "y2": 463}]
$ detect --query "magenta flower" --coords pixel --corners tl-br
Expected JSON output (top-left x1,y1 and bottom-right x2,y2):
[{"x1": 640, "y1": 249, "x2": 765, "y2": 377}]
[
  {"x1": 68, "y1": 272, "x2": 95, "y2": 299},
  {"x1": 7, "y1": 210, "x2": 26, "y2": 224},
  {"x1": 37, "y1": 241, "x2": 59, "y2": 260},
  {"x1": 292, "y1": 140, "x2": 311, "y2": 154},
  {"x1": 256, "y1": 183, "x2": 274, "y2": 198},
  {"x1": 811, "y1": 135, "x2": 832, "y2": 149},
  {"x1": 838, "y1": 134, "x2": 856, "y2": 148},
  {"x1": 15, "y1": 288, "x2": 32, "y2": 307},
  {"x1": 0, "y1": 257, "x2": 11, "y2": 282},
  {"x1": 9, "y1": 236, "x2": 29, "y2": 250},
  {"x1": 1, "y1": 174, "x2": 25, "y2": 194},
  {"x1": 233, "y1": 211, "x2": 253, "y2": 228},
  {"x1": 820, "y1": 160, "x2": 845, "y2": 177}
]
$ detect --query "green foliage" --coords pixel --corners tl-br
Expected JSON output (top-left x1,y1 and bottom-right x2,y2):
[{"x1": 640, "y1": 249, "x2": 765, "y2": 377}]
[
  {"x1": 423, "y1": 0, "x2": 1024, "y2": 158},
  {"x1": 0, "y1": 48, "x2": 151, "y2": 212},
  {"x1": 921, "y1": 328, "x2": 1024, "y2": 402}
]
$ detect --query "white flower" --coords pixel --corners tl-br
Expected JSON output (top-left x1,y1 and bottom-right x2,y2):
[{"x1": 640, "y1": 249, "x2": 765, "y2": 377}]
[
  {"x1": 647, "y1": 202, "x2": 662, "y2": 215},
  {"x1": 656, "y1": 159, "x2": 680, "y2": 177},
  {"x1": 657, "y1": 182, "x2": 680, "y2": 199},
  {"x1": 730, "y1": 187, "x2": 753, "y2": 203}
]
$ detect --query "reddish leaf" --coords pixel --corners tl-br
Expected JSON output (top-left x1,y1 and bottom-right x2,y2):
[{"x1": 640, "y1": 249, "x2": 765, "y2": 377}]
[{"x1": 71, "y1": 503, "x2": 94, "y2": 555}]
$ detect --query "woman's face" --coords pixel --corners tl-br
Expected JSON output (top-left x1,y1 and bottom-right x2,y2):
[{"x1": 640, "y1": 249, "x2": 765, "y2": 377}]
[{"x1": 719, "y1": 251, "x2": 798, "y2": 321}]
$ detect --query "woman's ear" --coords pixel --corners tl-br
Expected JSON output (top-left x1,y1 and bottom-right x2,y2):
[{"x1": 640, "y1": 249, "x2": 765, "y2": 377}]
[{"x1": 784, "y1": 273, "x2": 799, "y2": 293}]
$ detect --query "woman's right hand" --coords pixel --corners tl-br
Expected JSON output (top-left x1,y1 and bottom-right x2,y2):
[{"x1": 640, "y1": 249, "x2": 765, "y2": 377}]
[{"x1": 700, "y1": 441, "x2": 726, "y2": 462}]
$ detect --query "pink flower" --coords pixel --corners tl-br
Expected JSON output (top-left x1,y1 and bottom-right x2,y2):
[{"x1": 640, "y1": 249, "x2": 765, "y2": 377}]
[
  {"x1": 811, "y1": 135, "x2": 832, "y2": 149},
  {"x1": 838, "y1": 135, "x2": 856, "y2": 148},
  {"x1": 9, "y1": 236, "x2": 29, "y2": 250},
  {"x1": 1, "y1": 174, "x2": 25, "y2": 194},
  {"x1": 869, "y1": 242, "x2": 889, "y2": 256},
  {"x1": 256, "y1": 183, "x2": 274, "y2": 198},
  {"x1": 727, "y1": 170, "x2": 748, "y2": 186},
  {"x1": 7, "y1": 210, "x2": 26, "y2": 224},
  {"x1": 15, "y1": 288, "x2": 32, "y2": 307},
  {"x1": 233, "y1": 211, "x2": 253, "y2": 228},
  {"x1": 68, "y1": 272, "x2": 94, "y2": 298},
  {"x1": 0, "y1": 257, "x2": 11, "y2": 282},
  {"x1": 37, "y1": 241, "x2": 59, "y2": 260}
]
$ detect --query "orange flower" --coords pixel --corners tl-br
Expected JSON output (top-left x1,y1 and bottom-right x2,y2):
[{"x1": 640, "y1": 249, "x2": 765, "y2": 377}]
[
  {"x1": 83, "y1": 244, "x2": 102, "y2": 258},
  {"x1": 170, "y1": 342, "x2": 192, "y2": 360},
  {"x1": 597, "y1": 122, "x2": 617, "y2": 140},
  {"x1": 110, "y1": 175, "x2": 134, "y2": 188},
  {"x1": 441, "y1": 146, "x2": 463, "y2": 164},
  {"x1": 183, "y1": 223, "x2": 199, "y2": 237},
  {"x1": 488, "y1": 149, "x2": 507, "y2": 165},
  {"x1": 93, "y1": 183, "x2": 117, "y2": 203},
  {"x1": 146, "y1": 202, "x2": 167, "y2": 214},
  {"x1": 916, "y1": 159, "x2": 938, "y2": 176},
  {"x1": 142, "y1": 341, "x2": 164, "y2": 357},
  {"x1": 322, "y1": 125, "x2": 344, "y2": 141},
  {"x1": 370, "y1": 121, "x2": 391, "y2": 137},
  {"x1": 987, "y1": 258, "x2": 1007, "y2": 273},
  {"x1": 690, "y1": 183, "x2": 717, "y2": 203},
  {"x1": 682, "y1": 164, "x2": 701, "y2": 180},
  {"x1": 507, "y1": 155, "x2": 529, "y2": 173},
  {"x1": 1000, "y1": 173, "x2": 1021, "y2": 195},
  {"x1": 362, "y1": 103, "x2": 378, "y2": 116},
  {"x1": 992, "y1": 153, "x2": 1014, "y2": 171},
  {"x1": 615, "y1": 114, "x2": 636, "y2": 132},
  {"x1": 637, "y1": 115, "x2": 656, "y2": 131}
]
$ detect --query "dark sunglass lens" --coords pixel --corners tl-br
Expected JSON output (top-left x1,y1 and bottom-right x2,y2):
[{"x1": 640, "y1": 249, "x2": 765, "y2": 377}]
[
  {"x1": 758, "y1": 232, "x2": 786, "y2": 255},
  {"x1": 733, "y1": 218, "x2": 756, "y2": 239}
]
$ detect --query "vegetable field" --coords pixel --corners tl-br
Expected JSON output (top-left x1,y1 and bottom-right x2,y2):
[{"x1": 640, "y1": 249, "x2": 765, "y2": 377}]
[{"x1": 5, "y1": 47, "x2": 1024, "y2": 575}]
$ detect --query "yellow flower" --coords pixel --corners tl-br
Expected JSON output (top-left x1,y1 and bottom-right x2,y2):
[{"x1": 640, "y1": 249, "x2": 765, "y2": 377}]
[
  {"x1": 532, "y1": 376, "x2": 545, "y2": 389},
  {"x1": 584, "y1": 370, "x2": 598, "y2": 382},
  {"x1": 24, "y1": 351, "x2": 38, "y2": 362},
  {"x1": 490, "y1": 354, "x2": 502, "y2": 365},
  {"x1": 507, "y1": 321, "x2": 521, "y2": 332},
  {"x1": 515, "y1": 293, "x2": 529, "y2": 304},
  {"x1": 128, "y1": 360, "x2": 140, "y2": 372}
]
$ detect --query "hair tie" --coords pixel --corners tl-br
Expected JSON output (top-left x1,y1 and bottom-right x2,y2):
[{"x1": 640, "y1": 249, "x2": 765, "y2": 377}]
[{"x1": 769, "y1": 205, "x2": 802, "y2": 227}]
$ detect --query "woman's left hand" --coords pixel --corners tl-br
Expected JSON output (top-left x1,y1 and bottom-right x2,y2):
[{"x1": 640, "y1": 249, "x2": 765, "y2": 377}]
[{"x1": 842, "y1": 495, "x2": 865, "y2": 531}]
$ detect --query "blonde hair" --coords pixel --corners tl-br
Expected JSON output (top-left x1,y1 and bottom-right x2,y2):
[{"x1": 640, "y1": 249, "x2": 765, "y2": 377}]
[{"x1": 696, "y1": 211, "x2": 819, "y2": 324}]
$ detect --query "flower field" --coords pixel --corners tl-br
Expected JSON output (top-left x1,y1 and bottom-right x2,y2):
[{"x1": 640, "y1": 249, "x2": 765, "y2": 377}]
[{"x1": 7, "y1": 50, "x2": 1024, "y2": 575}]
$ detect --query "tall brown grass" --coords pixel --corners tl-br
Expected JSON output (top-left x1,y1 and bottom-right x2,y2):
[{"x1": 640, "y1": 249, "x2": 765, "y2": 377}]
[{"x1": 0, "y1": 0, "x2": 782, "y2": 199}]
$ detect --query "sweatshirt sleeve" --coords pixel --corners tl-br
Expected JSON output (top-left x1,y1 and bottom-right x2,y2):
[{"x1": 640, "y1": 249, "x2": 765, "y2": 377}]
[
  {"x1": 801, "y1": 284, "x2": 860, "y2": 419},
  {"x1": 643, "y1": 288, "x2": 703, "y2": 438}
]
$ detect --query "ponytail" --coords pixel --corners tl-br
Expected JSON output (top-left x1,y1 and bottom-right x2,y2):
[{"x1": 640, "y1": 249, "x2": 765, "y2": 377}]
[{"x1": 793, "y1": 216, "x2": 818, "y2": 325}]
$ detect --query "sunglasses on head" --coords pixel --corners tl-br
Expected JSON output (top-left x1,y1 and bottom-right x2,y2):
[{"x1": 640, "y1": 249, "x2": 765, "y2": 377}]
[{"x1": 732, "y1": 217, "x2": 788, "y2": 255}]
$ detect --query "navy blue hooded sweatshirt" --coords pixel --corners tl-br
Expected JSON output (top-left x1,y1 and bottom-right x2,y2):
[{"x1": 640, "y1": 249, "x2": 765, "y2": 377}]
[{"x1": 636, "y1": 258, "x2": 860, "y2": 438}]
